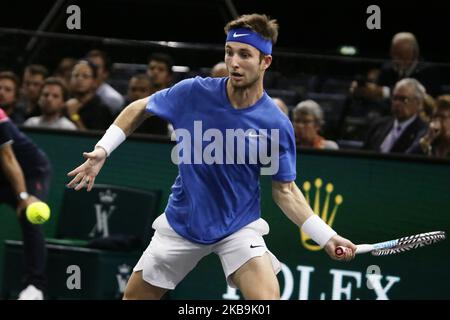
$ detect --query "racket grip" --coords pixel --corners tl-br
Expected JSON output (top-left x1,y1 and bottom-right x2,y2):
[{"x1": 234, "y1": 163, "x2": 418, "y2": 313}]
[{"x1": 335, "y1": 246, "x2": 349, "y2": 257}]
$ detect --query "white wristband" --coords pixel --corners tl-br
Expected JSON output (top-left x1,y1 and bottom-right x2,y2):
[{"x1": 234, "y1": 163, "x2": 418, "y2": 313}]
[
  {"x1": 301, "y1": 214, "x2": 337, "y2": 248},
  {"x1": 95, "y1": 124, "x2": 126, "y2": 157}
]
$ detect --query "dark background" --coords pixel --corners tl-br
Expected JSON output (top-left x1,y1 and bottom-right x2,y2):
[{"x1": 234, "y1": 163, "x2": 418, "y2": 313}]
[{"x1": 1, "y1": 0, "x2": 450, "y2": 74}]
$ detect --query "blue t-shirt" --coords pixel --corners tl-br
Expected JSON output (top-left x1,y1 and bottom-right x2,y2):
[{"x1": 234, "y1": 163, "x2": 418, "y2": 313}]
[{"x1": 146, "y1": 77, "x2": 296, "y2": 244}]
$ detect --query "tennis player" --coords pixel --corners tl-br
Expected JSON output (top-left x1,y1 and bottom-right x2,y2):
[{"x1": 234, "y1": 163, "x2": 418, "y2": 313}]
[{"x1": 67, "y1": 14, "x2": 356, "y2": 300}]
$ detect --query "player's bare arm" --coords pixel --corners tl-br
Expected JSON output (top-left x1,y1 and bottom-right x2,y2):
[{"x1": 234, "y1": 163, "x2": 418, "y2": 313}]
[
  {"x1": 272, "y1": 180, "x2": 356, "y2": 261},
  {"x1": 271, "y1": 180, "x2": 315, "y2": 226},
  {"x1": 113, "y1": 96, "x2": 151, "y2": 136},
  {"x1": 67, "y1": 96, "x2": 151, "y2": 191},
  {"x1": 0, "y1": 143, "x2": 40, "y2": 214}
]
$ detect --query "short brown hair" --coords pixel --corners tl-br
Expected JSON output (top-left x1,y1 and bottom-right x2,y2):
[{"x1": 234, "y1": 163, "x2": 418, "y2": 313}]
[
  {"x1": 86, "y1": 49, "x2": 111, "y2": 72},
  {"x1": 148, "y1": 53, "x2": 174, "y2": 75},
  {"x1": 224, "y1": 14, "x2": 279, "y2": 45},
  {"x1": 131, "y1": 73, "x2": 152, "y2": 84},
  {"x1": 0, "y1": 71, "x2": 20, "y2": 98},
  {"x1": 24, "y1": 64, "x2": 48, "y2": 78},
  {"x1": 43, "y1": 77, "x2": 69, "y2": 101},
  {"x1": 436, "y1": 95, "x2": 450, "y2": 113}
]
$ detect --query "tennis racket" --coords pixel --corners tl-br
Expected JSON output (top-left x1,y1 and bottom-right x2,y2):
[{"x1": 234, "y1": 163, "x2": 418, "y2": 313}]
[{"x1": 335, "y1": 231, "x2": 446, "y2": 257}]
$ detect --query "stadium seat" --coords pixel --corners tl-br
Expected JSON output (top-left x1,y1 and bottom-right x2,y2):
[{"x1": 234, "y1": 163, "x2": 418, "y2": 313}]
[
  {"x1": 440, "y1": 84, "x2": 450, "y2": 95},
  {"x1": 2, "y1": 184, "x2": 161, "y2": 299},
  {"x1": 275, "y1": 73, "x2": 318, "y2": 96},
  {"x1": 336, "y1": 139, "x2": 364, "y2": 150},
  {"x1": 266, "y1": 88, "x2": 301, "y2": 106},
  {"x1": 109, "y1": 63, "x2": 147, "y2": 95},
  {"x1": 320, "y1": 77, "x2": 352, "y2": 94}
]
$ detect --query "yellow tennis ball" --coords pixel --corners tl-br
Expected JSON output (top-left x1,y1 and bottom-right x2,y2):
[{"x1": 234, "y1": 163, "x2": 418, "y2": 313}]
[{"x1": 26, "y1": 202, "x2": 51, "y2": 224}]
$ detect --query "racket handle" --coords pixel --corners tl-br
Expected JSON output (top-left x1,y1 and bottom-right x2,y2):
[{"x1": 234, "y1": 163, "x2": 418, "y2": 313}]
[
  {"x1": 335, "y1": 246, "x2": 347, "y2": 257},
  {"x1": 336, "y1": 244, "x2": 372, "y2": 256}
]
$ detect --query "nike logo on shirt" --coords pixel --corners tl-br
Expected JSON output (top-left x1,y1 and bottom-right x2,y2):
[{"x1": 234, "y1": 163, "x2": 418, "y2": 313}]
[
  {"x1": 247, "y1": 133, "x2": 261, "y2": 138},
  {"x1": 250, "y1": 244, "x2": 264, "y2": 248}
]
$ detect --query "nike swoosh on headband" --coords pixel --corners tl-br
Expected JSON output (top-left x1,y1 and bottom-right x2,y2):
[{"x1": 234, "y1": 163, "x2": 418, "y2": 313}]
[{"x1": 233, "y1": 32, "x2": 249, "y2": 38}]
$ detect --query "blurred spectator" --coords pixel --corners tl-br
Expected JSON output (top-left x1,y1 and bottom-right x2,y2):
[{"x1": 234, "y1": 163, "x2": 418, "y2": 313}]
[
  {"x1": 53, "y1": 57, "x2": 77, "y2": 86},
  {"x1": 17, "y1": 65, "x2": 48, "y2": 119},
  {"x1": 135, "y1": 53, "x2": 174, "y2": 136},
  {"x1": 339, "y1": 67, "x2": 385, "y2": 141},
  {"x1": 127, "y1": 74, "x2": 170, "y2": 136},
  {"x1": 125, "y1": 74, "x2": 153, "y2": 104},
  {"x1": 23, "y1": 77, "x2": 76, "y2": 130},
  {"x1": 146, "y1": 53, "x2": 173, "y2": 92},
  {"x1": 292, "y1": 100, "x2": 339, "y2": 150},
  {"x1": 366, "y1": 68, "x2": 381, "y2": 83},
  {"x1": 364, "y1": 78, "x2": 428, "y2": 153},
  {"x1": 407, "y1": 95, "x2": 450, "y2": 157},
  {"x1": 351, "y1": 32, "x2": 440, "y2": 100},
  {"x1": 210, "y1": 62, "x2": 228, "y2": 78},
  {"x1": 420, "y1": 93, "x2": 437, "y2": 123},
  {"x1": 86, "y1": 49, "x2": 125, "y2": 116},
  {"x1": 66, "y1": 60, "x2": 113, "y2": 131},
  {"x1": 272, "y1": 97, "x2": 289, "y2": 117},
  {"x1": 0, "y1": 71, "x2": 25, "y2": 124},
  {"x1": 344, "y1": 33, "x2": 440, "y2": 138}
]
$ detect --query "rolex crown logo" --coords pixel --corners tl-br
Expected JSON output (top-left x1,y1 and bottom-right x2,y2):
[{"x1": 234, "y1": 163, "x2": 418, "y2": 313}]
[
  {"x1": 99, "y1": 189, "x2": 117, "y2": 204},
  {"x1": 300, "y1": 178, "x2": 343, "y2": 251}
]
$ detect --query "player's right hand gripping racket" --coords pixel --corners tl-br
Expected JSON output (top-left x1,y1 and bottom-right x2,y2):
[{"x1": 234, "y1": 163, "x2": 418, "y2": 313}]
[{"x1": 335, "y1": 231, "x2": 446, "y2": 257}]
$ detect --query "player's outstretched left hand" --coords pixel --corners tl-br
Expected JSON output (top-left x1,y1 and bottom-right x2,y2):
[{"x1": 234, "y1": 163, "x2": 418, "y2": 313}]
[{"x1": 66, "y1": 147, "x2": 107, "y2": 191}]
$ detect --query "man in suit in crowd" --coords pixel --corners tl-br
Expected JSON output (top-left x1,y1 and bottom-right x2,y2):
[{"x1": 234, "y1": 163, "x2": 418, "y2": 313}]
[{"x1": 364, "y1": 78, "x2": 428, "y2": 153}]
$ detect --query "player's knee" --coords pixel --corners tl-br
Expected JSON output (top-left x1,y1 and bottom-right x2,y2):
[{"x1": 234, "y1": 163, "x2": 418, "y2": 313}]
[
  {"x1": 123, "y1": 276, "x2": 168, "y2": 300},
  {"x1": 122, "y1": 276, "x2": 160, "y2": 300},
  {"x1": 123, "y1": 285, "x2": 162, "y2": 300},
  {"x1": 122, "y1": 289, "x2": 133, "y2": 300},
  {"x1": 246, "y1": 284, "x2": 280, "y2": 300},
  {"x1": 122, "y1": 285, "x2": 139, "y2": 300},
  {"x1": 259, "y1": 286, "x2": 280, "y2": 300}
]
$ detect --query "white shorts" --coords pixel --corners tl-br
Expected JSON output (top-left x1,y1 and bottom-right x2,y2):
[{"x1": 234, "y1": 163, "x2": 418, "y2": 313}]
[{"x1": 133, "y1": 213, "x2": 281, "y2": 290}]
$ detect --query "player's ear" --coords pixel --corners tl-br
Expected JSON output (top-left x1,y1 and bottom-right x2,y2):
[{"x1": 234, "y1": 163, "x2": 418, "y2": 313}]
[{"x1": 262, "y1": 54, "x2": 272, "y2": 70}]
